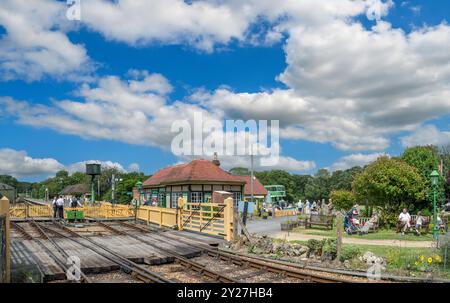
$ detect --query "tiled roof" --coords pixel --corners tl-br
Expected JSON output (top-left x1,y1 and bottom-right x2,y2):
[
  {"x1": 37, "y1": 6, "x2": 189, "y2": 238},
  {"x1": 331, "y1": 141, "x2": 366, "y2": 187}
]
[
  {"x1": 231, "y1": 175, "x2": 268, "y2": 196},
  {"x1": 143, "y1": 159, "x2": 245, "y2": 186},
  {"x1": 61, "y1": 183, "x2": 90, "y2": 195},
  {"x1": 0, "y1": 183, "x2": 14, "y2": 190}
]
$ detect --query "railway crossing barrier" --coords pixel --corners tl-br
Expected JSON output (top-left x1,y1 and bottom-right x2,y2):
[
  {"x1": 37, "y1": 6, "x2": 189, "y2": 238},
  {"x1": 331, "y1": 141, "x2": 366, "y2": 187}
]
[{"x1": 9, "y1": 198, "x2": 235, "y2": 241}]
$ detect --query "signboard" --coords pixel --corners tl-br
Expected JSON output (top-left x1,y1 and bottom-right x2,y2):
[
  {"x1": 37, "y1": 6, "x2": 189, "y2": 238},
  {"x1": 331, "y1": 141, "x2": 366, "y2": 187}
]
[{"x1": 238, "y1": 201, "x2": 255, "y2": 214}]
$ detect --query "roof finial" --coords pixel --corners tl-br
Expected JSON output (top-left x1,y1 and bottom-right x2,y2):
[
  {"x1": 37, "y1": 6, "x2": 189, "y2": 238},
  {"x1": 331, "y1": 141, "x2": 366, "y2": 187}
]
[{"x1": 212, "y1": 152, "x2": 220, "y2": 166}]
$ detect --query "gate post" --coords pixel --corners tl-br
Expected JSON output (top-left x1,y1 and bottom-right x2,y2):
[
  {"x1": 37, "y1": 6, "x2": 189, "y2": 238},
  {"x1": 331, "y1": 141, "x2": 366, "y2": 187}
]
[
  {"x1": 177, "y1": 197, "x2": 185, "y2": 230},
  {"x1": 224, "y1": 197, "x2": 234, "y2": 241},
  {"x1": 0, "y1": 196, "x2": 10, "y2": 283}
]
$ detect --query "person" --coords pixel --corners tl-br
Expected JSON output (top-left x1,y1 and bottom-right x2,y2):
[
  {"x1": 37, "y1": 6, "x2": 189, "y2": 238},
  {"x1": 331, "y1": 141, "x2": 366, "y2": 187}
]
[
  {"x1": 56, "y1": 195, "x2": 65, "y2": 220},
  {"x1": 304, "y1": 202, "x2": 310, "y2": 215},
  {"x1": 415, "y1": 211, "x2": 424, "y2": 236},
  {"x1": 297, "y1": 200, "x2": 303, "y2": 214},
  {"x1": 52, "y1": 196, "x2": 57, "y2": 218},
  {"x1": 326, "y1": 198, "x2": 334, "y2": 215},
  {"x1": 398, "y1": 208, "x2": 411, "y2": 235}
]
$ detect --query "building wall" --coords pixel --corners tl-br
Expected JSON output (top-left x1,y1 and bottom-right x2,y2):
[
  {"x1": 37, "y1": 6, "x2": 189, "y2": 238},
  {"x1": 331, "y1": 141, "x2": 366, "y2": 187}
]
[{"x1": 143, "y1": 183, "x2": 244, "y2": 208}]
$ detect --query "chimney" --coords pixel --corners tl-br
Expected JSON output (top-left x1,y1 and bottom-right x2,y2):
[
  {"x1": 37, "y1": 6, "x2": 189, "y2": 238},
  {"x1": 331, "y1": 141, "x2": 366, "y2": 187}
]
[{"x1": 212, "y1": 152, "x2": 220, "y2": 166}]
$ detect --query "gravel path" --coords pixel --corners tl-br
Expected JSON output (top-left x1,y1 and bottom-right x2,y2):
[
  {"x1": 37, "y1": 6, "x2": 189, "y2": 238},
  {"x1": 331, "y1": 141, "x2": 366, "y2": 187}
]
[{"x1": 271, "y1": 232, "x2": 435, "y2": 248}]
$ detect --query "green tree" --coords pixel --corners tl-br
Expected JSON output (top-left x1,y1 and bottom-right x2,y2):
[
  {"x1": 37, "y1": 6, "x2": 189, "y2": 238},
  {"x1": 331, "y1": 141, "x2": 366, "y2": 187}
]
[
  {"x1": 0, "y1": 175, "x2": 19, "y2": 188},
  {"x1": 329, "y1": 190, "x2": 356, "y2": 210},
  {"x1": 305, "y1": 169, "x2": 330, "y2": 201},
  {"x1": 229, "y1": 167, "x2": 250, "y2": 176},
  {"x1": 401, "y1": 145, "x2": 445, "y2": 203},
  {"x1": 353, "y1": 156, "x2": 427, "y2": 227}
]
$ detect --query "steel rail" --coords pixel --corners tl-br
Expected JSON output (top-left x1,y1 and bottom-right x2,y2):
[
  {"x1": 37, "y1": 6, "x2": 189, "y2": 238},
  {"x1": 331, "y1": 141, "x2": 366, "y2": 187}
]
[
  {"x1": 118, "y1": 222, "x2": 347, "y2": 283},
  {"x1": 11, "y1": 222, "x2": 90, "y2": 283},
  {"x1": 28, "y1": 220, "x2": 93, "y2": 283},
  {"x1": 42, "y1": 221, "x2": 173, "y2": 283},
  {"x1": 96, "y1": 221, "x2": 238, "y2": 283}
]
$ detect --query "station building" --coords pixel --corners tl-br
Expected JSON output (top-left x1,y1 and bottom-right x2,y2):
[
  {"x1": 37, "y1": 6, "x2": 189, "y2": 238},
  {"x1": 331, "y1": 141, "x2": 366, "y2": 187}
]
[{"x1": 140, "y1": 159, "x2": 246, "y2": 208}]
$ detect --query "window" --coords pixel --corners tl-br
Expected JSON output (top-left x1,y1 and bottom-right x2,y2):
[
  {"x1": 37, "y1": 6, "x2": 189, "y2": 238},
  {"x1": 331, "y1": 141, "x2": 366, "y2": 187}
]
[
  {"x1": 171, "y1": 192, "x2": 183, "y2": 208},
  {"x1": 233, "y1": 192, "x2": 242, "y2": 206},
  {"x1": 190, "y1": 192, "x2": 203, "y2": 203},
  {"x1": 157, "y1": 192, "x2": 165, "y2": 207}
]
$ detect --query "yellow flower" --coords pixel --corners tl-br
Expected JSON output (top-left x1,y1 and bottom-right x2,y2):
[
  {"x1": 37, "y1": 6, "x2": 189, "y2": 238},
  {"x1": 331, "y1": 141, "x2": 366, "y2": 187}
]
[
  {"x1": 420, "y1": 255, "x2": 424, "y2": 262},
  {"x1": 427, "y1": 257, "x2": 433, "y2": 264},
  {"x1": 435, "y1": 256, "x2": 442, "y2": 263},
  {"x1": 414, "y1": 261, "x2": 419, "y2": 266}
]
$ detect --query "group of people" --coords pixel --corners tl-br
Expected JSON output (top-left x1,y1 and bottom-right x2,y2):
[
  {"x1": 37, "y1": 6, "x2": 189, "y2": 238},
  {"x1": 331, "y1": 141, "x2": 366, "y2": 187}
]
[
  {"x1": 297, "y1": 199, "x2": 334, "y2": 216},
  {"x1": 51, "y1": 196, "x2": 83, "y2": 219},
  {"x1": 398, "y1": 208, "x2": 446, "y2": 236}
]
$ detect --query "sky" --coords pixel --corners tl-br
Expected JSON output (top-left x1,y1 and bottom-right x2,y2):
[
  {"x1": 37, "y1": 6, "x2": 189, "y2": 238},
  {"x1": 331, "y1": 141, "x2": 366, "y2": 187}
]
[{"x1": 1, "y1": 0, "x2": 450, "y2": 181}]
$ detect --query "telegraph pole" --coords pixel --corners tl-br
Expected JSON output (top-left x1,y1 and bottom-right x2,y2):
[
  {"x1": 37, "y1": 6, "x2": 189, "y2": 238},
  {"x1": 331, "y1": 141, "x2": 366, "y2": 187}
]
[{"x1": 242, "y1": 145, "x2": 253, "y2": 227}]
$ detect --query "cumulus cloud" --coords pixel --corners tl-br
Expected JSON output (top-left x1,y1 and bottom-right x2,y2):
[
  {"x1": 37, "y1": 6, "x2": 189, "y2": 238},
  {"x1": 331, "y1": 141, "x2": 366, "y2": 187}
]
[
  {"x1": 0, "y1": 148, "x2": 64, "y2": 177},
  {"x1": 0, "y1": 0, "x2": 91, "y2": 81},
  {"x1": 179, "y1": 154, "x2": 316, "y2": 173},
  {"x1": 0, "y1": 148, "x2": 142, "y2": 178},
  {"x1": 400, "y1": 125, "x2": 450, "y2": 147},
  {"x1": 330, "y1": 153, "x2": 388, "y2": 171},
  {"x1": 2, "y1": 0, "x2": 450, "y2": 156}
]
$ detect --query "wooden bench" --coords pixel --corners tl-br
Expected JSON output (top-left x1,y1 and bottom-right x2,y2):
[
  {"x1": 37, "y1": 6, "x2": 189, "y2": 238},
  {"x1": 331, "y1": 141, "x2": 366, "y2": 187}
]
[
  {"x1": 305, "y1": 214, "x2": 334, "y2": 230},
  {"x1": 359, "y1": 217, "x2": 379, "y2": 232},
  {"x1": 396, "y1": 215, "x2": 430, "y2": 234}
]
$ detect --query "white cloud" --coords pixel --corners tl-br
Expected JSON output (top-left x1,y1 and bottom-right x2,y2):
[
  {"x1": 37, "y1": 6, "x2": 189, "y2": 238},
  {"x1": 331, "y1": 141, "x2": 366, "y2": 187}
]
[
  {"x1": 66, "y1": 160, "x2": 128, "y2": 174},
  {"x1": 330, "y1": 153, "x2": 388, "y2": 171},
  {"x1": 128, "y1": 163, "x2": 140, "y2": 172},
  {"x1": 2, "y1": 0, "x2": 450, "y2": 155},
  {"x1": 0, "y1": 0, "x2": 91, "y2": 81},
  {"x1": 400, "y1": 125, "x2": 450, "y2": 147},
  {"x1": 0, "y1": 148, "x2": 143, "y2": 179},
  {"x1": 0, "y1": 148, "x2": 64, "y2": 177}
]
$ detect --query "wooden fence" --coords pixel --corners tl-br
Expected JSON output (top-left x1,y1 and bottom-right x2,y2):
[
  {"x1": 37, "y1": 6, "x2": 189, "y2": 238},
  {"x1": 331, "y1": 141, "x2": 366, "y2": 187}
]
[{"x1": 8, "y1": 197, "x2": 235, "y2": 241}]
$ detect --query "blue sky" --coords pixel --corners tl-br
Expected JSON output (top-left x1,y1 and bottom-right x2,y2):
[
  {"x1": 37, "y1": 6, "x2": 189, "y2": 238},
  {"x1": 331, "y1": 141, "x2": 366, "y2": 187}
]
[{"x1": 1, "y1": 0, "x2": 450, "y2": 181}]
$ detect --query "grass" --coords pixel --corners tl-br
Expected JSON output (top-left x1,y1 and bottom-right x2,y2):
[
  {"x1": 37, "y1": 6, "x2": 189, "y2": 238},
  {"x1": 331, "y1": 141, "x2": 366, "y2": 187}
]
[
  {"x1": 292, "y1": 225, "x2": 435, "y2": 241},
  {"x1": 288, "y1": 239, "x2": 450, "y2": 279}
]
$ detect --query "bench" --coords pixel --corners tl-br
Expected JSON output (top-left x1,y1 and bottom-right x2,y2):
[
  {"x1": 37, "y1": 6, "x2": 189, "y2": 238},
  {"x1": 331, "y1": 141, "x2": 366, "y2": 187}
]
[
  {"x1": 305, "y1": 214, "x2": 334, "y2": 230},
  {"x1": 396, "y1": 215, "x2": 430, "y2": 234},
  {"x1": 359, "y1": 217, "x2": 379, "y2": 232}
]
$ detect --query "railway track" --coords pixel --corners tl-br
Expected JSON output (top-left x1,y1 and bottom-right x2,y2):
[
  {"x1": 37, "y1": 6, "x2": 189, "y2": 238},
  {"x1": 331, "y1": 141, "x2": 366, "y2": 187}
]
[
  {"x1": 95, "y1": 221, "x2": 238, "y2": 283},
  {"x1": 10, "y1": 221, "x2": 92, "y2": 283},
  {"x1": 12, "y1": 221, "x2": 173, "y2": 283},
  {"x1": 111, "y1": 221, "x2": 353, "y2": 283}
]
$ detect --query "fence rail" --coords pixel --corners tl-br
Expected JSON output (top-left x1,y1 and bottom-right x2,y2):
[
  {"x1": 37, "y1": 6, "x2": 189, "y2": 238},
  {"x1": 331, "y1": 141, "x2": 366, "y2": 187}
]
[{"x1": 9, "y1": 198, "x2": 235, "y2": 240}]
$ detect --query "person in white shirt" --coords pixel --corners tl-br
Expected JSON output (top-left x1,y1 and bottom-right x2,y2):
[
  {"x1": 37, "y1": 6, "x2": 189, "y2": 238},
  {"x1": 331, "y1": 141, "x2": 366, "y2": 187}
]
[
  {"x1": 398, "y1": 208, "x2": 411, "y2": 235},
  {"x1": 297, "y1": 200, "x2": 303, "y2": 213},
  {"x1": 56, "y1": 196, "x2": 65, "y2": 219},
  {"x1": 52, "y1": 197, "x2": 57, "y2": 218},
  {"x1": 415, "y1": 211, "x2": 423, "y2": 236}
]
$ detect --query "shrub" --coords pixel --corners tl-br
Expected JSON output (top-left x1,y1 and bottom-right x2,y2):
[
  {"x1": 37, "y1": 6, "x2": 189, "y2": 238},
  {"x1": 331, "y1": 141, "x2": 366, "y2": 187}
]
[
  {"x1": 306, "y1": 239, "x2": 323, "y2": 256},
  {"x1": 340, "y1": 246, "x2": 360, "y2": 262},
  {"x1": 322, "y1": 238, "x2": 337, "y2": 260}
]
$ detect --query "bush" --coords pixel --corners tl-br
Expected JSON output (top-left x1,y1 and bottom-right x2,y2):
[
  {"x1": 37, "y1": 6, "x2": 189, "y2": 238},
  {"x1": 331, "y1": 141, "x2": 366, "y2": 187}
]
[
  {"x1": 340, "y1": 246, "x2": 360, "y2": 262},
  {"x1": 306, "y1": 239, "x2": 323, "y2": 256},
  {"x1": 322, "y1": 238, "x2": 337, "y2": 260},
  {"x1": 330, "y1": 190, "x2": 356, "y2": 211}
]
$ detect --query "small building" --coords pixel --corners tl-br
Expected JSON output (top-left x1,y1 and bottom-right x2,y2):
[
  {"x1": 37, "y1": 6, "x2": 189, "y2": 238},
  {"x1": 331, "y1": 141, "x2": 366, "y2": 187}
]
[
  {"x1": 0, "y1": 183, "x2": 16, "y2": 202},
  {"x1": 140, "y1": 159, "x2": 245, "y2": 208},
  {"x1": 232, "y1": 175, "x2": 268, "y2": 207},
  {"x1": 60, "y1": 184, "x2": 90, "y2": 200}
]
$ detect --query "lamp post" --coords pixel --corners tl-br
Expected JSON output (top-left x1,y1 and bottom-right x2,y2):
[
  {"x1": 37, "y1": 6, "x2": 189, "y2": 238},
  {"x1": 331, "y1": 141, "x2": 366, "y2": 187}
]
[
  {"x1": 135, "y1": 181, "x2": 143, "y2": 223},
  {"x1": 430, "y1": 170, "x2": 439, "y2": 240}
]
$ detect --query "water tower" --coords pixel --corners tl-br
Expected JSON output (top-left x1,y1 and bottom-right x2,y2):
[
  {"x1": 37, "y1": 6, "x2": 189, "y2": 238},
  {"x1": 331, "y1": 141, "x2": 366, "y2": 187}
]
[{"x1": 86, "y1": 163, "x2": 101, "y2": 203}]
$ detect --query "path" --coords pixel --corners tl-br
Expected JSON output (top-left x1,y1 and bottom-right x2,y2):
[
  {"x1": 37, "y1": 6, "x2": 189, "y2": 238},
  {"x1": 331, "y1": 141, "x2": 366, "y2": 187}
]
[{"x1": 271, "y1": 232, "x2": 434, "y2": 248}]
